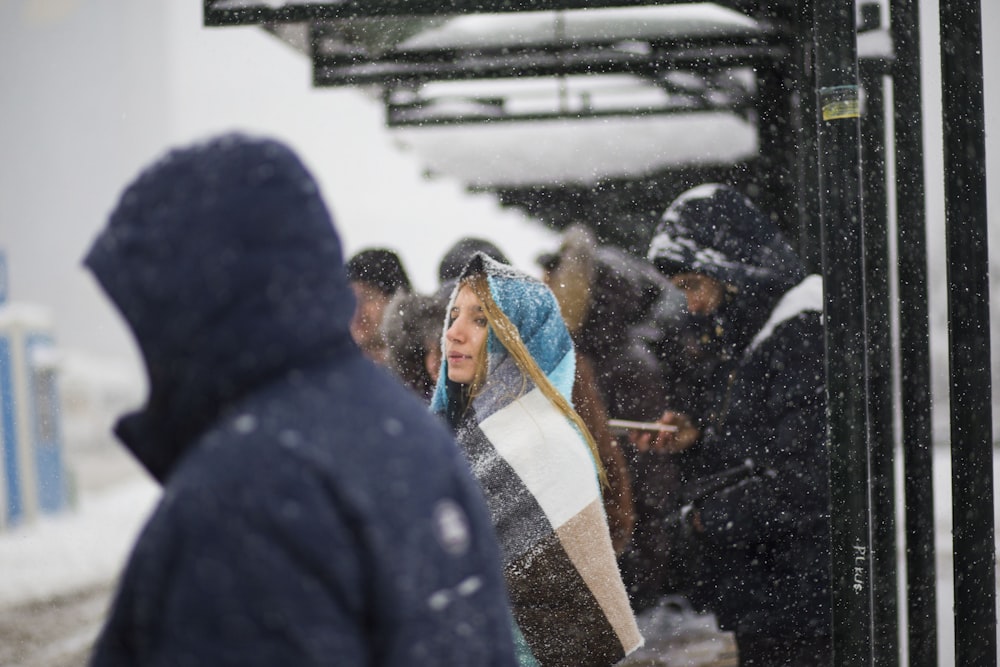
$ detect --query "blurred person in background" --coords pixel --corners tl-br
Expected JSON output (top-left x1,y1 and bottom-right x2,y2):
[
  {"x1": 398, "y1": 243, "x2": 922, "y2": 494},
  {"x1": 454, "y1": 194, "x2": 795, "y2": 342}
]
[
  {"x1": 346, "y1": 247, "x2": 411, "y2": 364},
  {"x1": 380, "y1": 288, "x2": 449, "y2": 402},
  {"x1": 437, "y1": 236, "x2": 511, "y2": 287}
]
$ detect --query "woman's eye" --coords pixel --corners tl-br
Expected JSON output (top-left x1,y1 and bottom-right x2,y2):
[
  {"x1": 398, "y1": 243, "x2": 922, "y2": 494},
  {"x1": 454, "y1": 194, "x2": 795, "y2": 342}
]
[{"x1": 475, "y1": 318, "x2": 488, "y2": 328}]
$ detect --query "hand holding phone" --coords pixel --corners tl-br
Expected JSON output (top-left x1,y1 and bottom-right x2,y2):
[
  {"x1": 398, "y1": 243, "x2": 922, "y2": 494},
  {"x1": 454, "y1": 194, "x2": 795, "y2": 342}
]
[
  {"x1": 607, "y1": 419, "x2": 679, "y2": 433},
  {"x1": 617, "y1": 412, "x2": 699, "y2": 454}
]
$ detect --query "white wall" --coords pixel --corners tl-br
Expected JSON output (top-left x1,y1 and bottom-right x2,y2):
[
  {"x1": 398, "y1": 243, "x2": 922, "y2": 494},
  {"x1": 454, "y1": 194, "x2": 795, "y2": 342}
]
[
  {"x1": 164, "y1": 2, "x2": 556, "y2": 294},
  {"x1": 0, "y1": 1, "x2": 171, "y2": 373},
  {"x1": 0, "y1": 0, "x2": 558, "y2": 394}
]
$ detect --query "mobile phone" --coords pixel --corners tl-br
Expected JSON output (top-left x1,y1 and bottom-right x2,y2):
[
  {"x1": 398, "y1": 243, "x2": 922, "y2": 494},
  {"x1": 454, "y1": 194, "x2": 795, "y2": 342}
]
[{"x1": 607, "y1": 419, "x2": 679, "y2": 433}]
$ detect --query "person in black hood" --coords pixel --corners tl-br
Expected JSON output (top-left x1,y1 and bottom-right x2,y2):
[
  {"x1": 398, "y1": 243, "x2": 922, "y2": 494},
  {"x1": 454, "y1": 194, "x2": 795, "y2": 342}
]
[
  {"x1": 635, "y1": 183, "x2": 832, "y2": 666},
  {"x1": 84, "y1": 134, "x2": 518, "y2": 667},
  {"x1": 437, "y1": 237, "x2": 510, "y2": 286}
]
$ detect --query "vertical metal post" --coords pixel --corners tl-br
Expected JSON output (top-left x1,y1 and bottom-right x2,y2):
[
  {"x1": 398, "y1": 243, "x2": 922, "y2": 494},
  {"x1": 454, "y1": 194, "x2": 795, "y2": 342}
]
[
  {"x1": 812, "y1": 1, "x2": 873, "y2": 664},
  {"x1": 755, "y1": 64, "x2": 795, "y2": 241},
  {"x1": 937, "y1": 3, "x2": 997, "y2": 666},
  {"x1": 749, "y1": 1, "x2": 802, "y2": 249},
  {"x1": 888, "y1": 1, "x2": 937, "y2": 665},
  {"x1": 795, "y1": 0, "x2": 823, "y2": 273},
  {"x1": 860, "y1": 64, "x2": 899, "y2": 667}
]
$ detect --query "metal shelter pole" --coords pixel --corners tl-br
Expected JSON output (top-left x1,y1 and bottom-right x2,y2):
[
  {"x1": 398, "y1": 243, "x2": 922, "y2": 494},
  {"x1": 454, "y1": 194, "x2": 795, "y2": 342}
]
[
  {"x1": 888, "y1": 1, "x2": 937, "y2": 665},
  {"x1": 860, "y1": 65, "x2": 899, "y2": 667},
  {"x1": 937, "y1": 3, "x2": 997, "y2": 666},
  {"x1": 812, "y1": 0, "x2": 874, "y2": 664},
  {"x1": 795, "y1": 0, "x2": 823, "y2": 273}
]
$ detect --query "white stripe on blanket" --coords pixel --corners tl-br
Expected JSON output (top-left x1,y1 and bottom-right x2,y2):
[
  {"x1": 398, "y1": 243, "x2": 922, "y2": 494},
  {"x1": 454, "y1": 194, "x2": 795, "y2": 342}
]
[{"x1": 479, "y1": 385, "x2": 600, "y2": 530}]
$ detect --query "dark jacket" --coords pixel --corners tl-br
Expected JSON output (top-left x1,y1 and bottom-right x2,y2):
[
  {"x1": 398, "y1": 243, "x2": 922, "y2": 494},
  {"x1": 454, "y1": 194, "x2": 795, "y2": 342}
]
[
  {"x1": 647, "y1": 184, "x2": 831, "y2": 644},
  {"x1": 542, "y1": 224, "x2": 682, "y2": 422},
  {"x1": 84, "y1": 135, "x2": 517, "y2": 667}
]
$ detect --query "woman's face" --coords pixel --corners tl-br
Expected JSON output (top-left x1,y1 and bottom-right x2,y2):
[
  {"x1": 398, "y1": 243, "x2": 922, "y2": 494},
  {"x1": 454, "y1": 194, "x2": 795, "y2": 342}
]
[
  {"x1": 670, "y1": 272, "x2": 727, "y2": 316},
  {"x1": 445, "y1": 285, "x2": 489, "y2": 385}
]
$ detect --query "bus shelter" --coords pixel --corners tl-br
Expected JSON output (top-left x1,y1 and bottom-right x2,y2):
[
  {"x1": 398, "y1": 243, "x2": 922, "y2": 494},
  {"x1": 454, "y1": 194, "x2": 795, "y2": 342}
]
[{"x1": 205, "y1": 2, "x2": 994, "y2": 665}]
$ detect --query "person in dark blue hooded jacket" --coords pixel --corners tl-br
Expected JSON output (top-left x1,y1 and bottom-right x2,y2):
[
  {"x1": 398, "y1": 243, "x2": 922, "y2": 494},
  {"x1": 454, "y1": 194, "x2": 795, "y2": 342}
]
[
  {"x1": 83, "y1": 133, "x2": 518, "y2": 667},
  {"x1": 635, "y1": 184, "x2": 832, "y2": 666}
]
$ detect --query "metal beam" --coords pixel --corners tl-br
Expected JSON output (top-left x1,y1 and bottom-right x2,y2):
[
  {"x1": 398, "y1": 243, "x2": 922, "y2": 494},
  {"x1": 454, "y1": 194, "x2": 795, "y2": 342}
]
[
  {"x1": 385, "y1": 101, "x2": 753, "y2": 127},
  {"x1": 312, "y1": 39, "x2": 782, "y2": 87},
  {"x1": 204, "y1": 0, "x2": 768, "y2": 24}
]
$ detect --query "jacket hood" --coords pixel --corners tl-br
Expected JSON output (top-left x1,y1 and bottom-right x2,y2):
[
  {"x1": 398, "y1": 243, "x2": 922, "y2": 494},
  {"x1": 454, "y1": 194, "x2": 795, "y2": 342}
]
[
  {"x1": 84, "y1": 134, "x2": 356, "y2": 482},
  {"x1": 647, "y1": 183, "x2": 805, "y2": 294},
  {"x1": 647, "y1": 183, "x2": 808, "y2": 357},
  {"x1": 430, "y1": 253, "x2": 575, "y2": 420}
]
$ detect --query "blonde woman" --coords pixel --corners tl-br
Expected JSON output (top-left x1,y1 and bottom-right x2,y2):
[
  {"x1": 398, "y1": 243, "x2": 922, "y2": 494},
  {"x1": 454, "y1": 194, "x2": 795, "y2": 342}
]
[{"x1": 431, "y1": 253, "x2": 642, "y2": 667}]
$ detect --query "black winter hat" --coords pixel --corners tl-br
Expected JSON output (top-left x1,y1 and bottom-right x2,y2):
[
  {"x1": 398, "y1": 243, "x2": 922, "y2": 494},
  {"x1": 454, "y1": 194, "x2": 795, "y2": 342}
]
[
  {"x1": 437, "y1": 237, "x2": 510, "y2": 284},
  {"x1": 346, "y1": 248, "x2": 411, "y2": 295},
  {"x1": 647, "y1": 183, "x2": 805, "y2": 291}
]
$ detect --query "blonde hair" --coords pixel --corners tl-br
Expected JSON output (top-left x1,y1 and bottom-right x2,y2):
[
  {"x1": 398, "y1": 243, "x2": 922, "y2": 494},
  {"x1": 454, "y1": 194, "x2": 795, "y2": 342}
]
[{"x1": 463, "y1": 274, "x2": 608, "y2": 489}]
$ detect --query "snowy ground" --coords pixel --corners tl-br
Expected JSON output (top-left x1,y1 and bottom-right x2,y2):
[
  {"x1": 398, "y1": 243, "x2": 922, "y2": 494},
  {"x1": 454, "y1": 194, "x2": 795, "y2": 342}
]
[
  {"x1": 0, "y1": 444, "x2": 159, "y2": 667},
  {"x1": 0, "y1": 456, "x2": 157, "y2": 609},
  {"x1": 0, "y1": 438, "x2": 993, "y2": 666}
]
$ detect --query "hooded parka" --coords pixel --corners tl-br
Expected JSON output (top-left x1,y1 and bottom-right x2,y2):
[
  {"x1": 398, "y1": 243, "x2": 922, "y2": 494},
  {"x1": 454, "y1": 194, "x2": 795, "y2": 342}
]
[
  {"x1": 647, "y1": 184, "x2": 832, "y2": 658},
  {"x1": 84, "y1": 135, "x2": 517, "y2": 667}
]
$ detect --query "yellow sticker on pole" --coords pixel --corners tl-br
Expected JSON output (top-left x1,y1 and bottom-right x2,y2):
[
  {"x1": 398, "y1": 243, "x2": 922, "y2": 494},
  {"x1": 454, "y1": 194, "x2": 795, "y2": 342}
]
[{"x1": 820, "y1": 85, "x2": 860, "y2": 121}]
